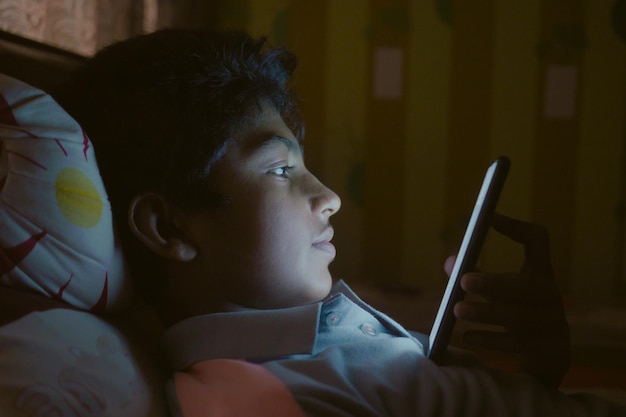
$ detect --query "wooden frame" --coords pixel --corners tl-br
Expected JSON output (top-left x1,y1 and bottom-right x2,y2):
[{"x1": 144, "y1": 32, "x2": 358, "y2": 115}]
[{"x1": 0, "y1": 30, "x2": 85, "y2": 93}]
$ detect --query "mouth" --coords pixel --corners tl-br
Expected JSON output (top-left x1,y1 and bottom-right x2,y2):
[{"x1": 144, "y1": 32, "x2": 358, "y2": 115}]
[{"x1": 313, "y1": 227, "x2": 336, "y2": 257}]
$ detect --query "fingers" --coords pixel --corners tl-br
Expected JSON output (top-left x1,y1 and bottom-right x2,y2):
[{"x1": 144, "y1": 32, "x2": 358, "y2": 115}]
[
  {"x1": 460, "y1": 213, "x2": 560, "y2": 304},
  {"x1": 460, "y1": 272, "x2": 531, "y2": 302},
  {"x1": 453, "y1": 300, "x2": 564, "y2": 330},
  {"x1": 462, "y1": 330, "x2": 520, "y2": 353},
  {"x1": 444, "y1": 213, "x2": 553, "y2": 280},
  {"x1": 462, "y1": 329, "x2": 569, "y2": 353},
  {"x1": 443, "y1": 255, "x2": 456, "y2": 276},
  {"x1": 460, "y1": 272, "x2": 561, "y2": 304},
  {"x1": 491, "y1": 213, "x2": 552, "y2": 275}
]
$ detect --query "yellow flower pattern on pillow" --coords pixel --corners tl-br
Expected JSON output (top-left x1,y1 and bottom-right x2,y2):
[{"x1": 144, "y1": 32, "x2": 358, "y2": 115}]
[
  {"x1": 0, "y1": 74, "x2": 132, "y2": 311},
  {"x1": 55, "y1": 166, "x2": 104, "y2": 228}
]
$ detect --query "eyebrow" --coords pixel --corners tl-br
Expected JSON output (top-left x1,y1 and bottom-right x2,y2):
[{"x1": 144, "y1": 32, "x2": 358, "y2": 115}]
[{"x1": 257, "y1": 135, "x2": 303, "y2": 156}]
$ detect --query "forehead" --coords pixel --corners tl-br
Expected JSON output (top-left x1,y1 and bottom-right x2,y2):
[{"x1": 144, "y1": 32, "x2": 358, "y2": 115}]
[{"x1": 234, "y1": 107, "x2": 303, "y2": 156}]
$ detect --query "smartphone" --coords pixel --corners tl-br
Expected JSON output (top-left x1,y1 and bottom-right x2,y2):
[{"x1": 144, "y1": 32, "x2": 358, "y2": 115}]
[{"x1": 427, "y1": 155, "x2": 510, "y2": 364}]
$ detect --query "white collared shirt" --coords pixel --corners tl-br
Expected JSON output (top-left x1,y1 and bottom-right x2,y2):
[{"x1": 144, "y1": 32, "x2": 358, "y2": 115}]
[{"x1": 163, "y1": 281, "x2": 624, "y2": 417}]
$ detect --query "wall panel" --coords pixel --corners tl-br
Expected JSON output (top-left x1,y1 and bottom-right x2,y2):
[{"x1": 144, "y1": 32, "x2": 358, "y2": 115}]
[
  {"x1": 325, "y1": 0, "x2": 369, "y2": 282},
  {"x1": 532, "y1": 0, "x2": 585, "y2": 291},
  {"x1": 402, "y1": 0, "x2": 451, "y2": 288},
  {"x1": 362, "y1": 0, "x2": 410, "y2": 285},
  {"x1": 443, "y1": 1, "x2": 495, "y2": 261},
  {"x1": 484, "y1": 0, "x2": 541, "y2": 273},
  {"x1": 573, "y1": 0, "x2": 626, "y2": 301}
]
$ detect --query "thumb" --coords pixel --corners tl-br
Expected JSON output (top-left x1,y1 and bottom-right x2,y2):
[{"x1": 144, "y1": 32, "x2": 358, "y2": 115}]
[{"x1": 444, "y1": 255, "x2": 456, "y2": 276}]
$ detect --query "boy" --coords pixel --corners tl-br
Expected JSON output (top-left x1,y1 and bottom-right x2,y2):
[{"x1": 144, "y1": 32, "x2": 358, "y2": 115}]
[{"x1": 55, "y1": 29, "x2": 623, "y2": 416}]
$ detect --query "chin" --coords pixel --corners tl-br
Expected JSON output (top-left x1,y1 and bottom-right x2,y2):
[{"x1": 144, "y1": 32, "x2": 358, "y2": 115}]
[{"x1": 308, "y1": 275, "x2": 333, "y2": 301}]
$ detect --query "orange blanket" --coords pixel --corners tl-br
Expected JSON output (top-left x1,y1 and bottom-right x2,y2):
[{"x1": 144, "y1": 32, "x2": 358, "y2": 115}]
[{"x1": 175, "y1": 359, "x2": 305, "y2": 417}]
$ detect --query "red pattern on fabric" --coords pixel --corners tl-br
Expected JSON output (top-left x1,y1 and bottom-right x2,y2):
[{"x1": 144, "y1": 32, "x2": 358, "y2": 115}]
[
  {"x1": 0, "y1": 231, "x2": 47, "y2": 275},
  {"x1": 7, "y1": 151, "x2": 48, "y2": 170},
  {"x1": 82, "y1": 130, "x2": 90, "y2": 162},
  {"x1": 55, "y1": 139, "x2": 68, "y2": 156},
  {"x1": 90, "y1": 272, "x2": 108, "y2": 311},
  {"x1": 0, "y1": 93, "x2": 17, "y2": 126},
  {"x1": 55, "y1": 274, "x2": 73, "y2": 299},
  {"x1": 0, "y1": 93, "x2": 36, "y2": 137}
]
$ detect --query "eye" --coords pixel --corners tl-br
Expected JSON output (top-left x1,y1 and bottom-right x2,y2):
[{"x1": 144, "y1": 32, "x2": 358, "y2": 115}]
[{"x1": 268, "y1": 166, "x2": 294, "y2": 178}]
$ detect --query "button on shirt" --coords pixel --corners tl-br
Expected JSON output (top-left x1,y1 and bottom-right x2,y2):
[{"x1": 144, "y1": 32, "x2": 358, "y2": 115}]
[{"x1": 163, "y1": 281, "x2": 624, "y2": 417}]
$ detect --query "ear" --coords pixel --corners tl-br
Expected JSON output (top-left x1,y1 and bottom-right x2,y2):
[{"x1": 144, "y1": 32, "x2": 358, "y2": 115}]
[{"x1": 128, "y1": 193, "x2": 197, "y2": 262}]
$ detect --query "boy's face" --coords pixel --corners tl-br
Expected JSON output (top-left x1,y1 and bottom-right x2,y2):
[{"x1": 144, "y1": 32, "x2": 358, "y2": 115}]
[{"x1": 174, "y1": 106, "x2": 341, "y2": 311}]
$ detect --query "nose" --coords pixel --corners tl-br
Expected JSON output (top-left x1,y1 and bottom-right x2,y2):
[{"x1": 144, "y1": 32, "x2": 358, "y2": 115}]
[{"x1": 310, "y1": 176, "x2": 341, "y2": 217}]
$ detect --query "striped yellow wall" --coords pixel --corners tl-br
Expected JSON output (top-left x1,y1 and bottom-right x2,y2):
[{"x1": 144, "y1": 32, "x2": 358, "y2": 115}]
[
  {"x1": 573, "y1": 0, "x2": 626, "y2": 301},
  {"x1": 362, "y1": 0, "x2": 410, "y2": 284},
  {"x1": 531, "y1": 1, "x2": 585, "y2": 292},
  {"x1": 287, "y1": 1, "x2": 329, "y2": 175},
  {"x1": 484, "y1": 0, "x2": 540, "y2": 273},
  {"x1": 443, "y1": 1, "x2": 495, "y2": 266},
  {"x1": 216, "y1": 0, "x2": 626, "y2": 304},
  {"x1": 403, "y1": 0, "x2": 450, "y2": 288},
  {"x1": 324, "y1": 0, "x2": 369, "y2": 281}
]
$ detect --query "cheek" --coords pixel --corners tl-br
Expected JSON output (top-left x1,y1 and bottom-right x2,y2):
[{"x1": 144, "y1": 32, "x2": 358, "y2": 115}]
[
  {"x1": 223, "y1": 196, "x2": 296, "y2": 263},
  {"x1": 254, "y1": 197, "x2": 316, "y2": 279},
  {"x1": 256, "y1": 200, "x2": 303, "y2": 259}
]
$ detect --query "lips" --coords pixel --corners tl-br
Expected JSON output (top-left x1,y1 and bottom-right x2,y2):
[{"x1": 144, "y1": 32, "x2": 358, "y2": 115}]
[{"x1": 313, "y1": 227, "x2": 336, "y2": 257}]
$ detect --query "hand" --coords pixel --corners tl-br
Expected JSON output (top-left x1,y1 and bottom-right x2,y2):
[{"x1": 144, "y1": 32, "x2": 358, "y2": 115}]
[{"x1": 445, "y1": 213, "x2": 570, "y2": 389}]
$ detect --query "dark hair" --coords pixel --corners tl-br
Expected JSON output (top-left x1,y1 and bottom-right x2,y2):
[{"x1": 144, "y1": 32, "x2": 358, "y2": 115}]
[{"x1": 54, "y1": 28, "x2": 301, "y2": 307}]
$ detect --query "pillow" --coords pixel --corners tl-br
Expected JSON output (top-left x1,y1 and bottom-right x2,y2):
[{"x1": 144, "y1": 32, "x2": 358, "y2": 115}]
[
  {"x1": 0, "y1": 73, "x2": 132, "y2": 311},
  {"x1": 0, "y1": 308, "x2": 166, "y2": 416}
]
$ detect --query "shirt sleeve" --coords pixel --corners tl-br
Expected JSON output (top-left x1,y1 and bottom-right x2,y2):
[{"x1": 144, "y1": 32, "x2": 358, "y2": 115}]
[{"x1": 261, "y1": 339, "x2": 626, "y2": 417}]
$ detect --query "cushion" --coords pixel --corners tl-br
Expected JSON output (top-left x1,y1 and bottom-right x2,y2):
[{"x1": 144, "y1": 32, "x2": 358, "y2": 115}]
[
  {"x1": 0, "y1": 284, "x2": 78, "y2": 327},
  {"x1": 0, "y1": 308, "x2": 166, "y2": 416},
  {"x1": 0, "y1": 73, "x2": 132, "y2": 311}
]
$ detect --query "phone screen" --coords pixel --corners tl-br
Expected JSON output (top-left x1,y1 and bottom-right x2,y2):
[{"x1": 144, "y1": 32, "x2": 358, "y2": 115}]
[{"x1": 427, "y1": 156, "x2": 510, "y2": 363}]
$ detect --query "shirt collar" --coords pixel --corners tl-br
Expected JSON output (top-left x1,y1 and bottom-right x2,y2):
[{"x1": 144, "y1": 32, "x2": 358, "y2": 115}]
[{"x1": 163, "y1": 280, "x2": 361, "y2": 370}]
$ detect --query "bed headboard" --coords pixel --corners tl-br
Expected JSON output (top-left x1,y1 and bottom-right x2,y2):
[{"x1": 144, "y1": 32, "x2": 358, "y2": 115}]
[{"x1": 0, "y1": 30, "x2": 85, "y2": 93}]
